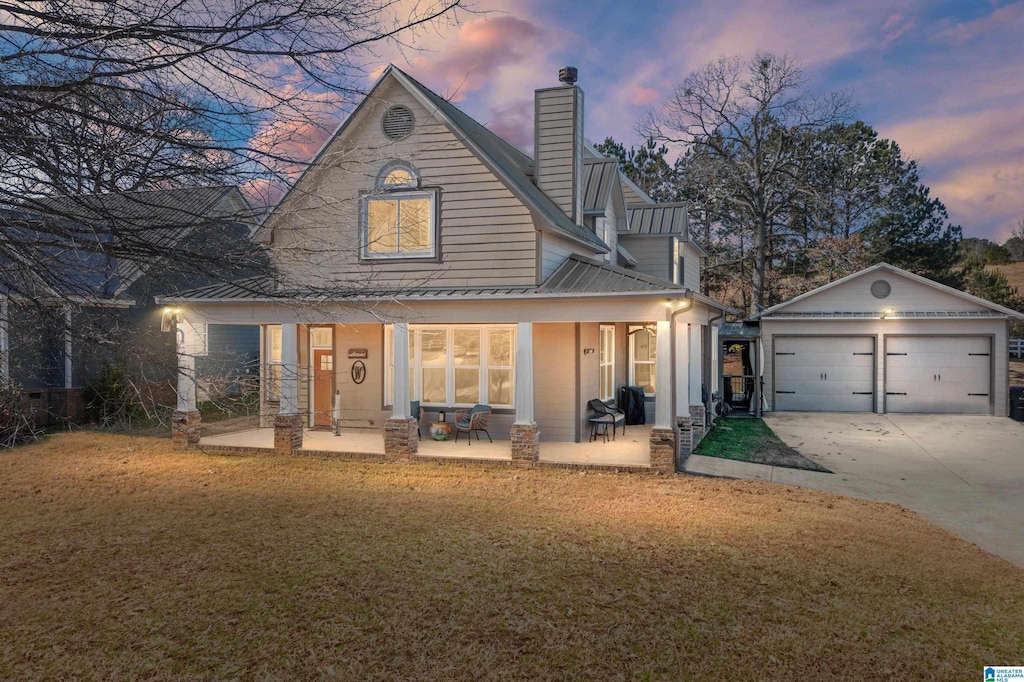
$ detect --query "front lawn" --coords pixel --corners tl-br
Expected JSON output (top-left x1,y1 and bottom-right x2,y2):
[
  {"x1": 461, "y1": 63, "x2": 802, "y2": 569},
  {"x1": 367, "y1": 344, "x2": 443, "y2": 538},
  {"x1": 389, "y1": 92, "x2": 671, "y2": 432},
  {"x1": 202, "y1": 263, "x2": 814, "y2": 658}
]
[
  {"x1": 2, "y1": 433, "x2": 1022, "y2": 680},
  {"x1": 696, "y1": 416, "x2": 830, "y2": 472}
]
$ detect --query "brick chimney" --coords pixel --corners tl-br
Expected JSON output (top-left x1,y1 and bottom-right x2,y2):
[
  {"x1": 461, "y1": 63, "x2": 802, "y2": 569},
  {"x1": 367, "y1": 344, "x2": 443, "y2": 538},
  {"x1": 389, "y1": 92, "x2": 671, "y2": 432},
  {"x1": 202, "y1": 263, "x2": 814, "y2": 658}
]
[{"x1": 534, "y1": 67, "x2": 584, "y2": 226}]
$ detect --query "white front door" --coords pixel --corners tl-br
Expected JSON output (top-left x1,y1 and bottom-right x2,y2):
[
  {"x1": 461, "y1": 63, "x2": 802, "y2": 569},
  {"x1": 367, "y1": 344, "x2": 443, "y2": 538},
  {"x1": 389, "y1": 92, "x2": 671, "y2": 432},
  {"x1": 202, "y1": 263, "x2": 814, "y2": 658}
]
[
  {"x1": 774, "y1": 336, "x2": 875, "y2": 412},
  {"x1": 885, "y1": 336, "x2": 992, "y2": 414}
]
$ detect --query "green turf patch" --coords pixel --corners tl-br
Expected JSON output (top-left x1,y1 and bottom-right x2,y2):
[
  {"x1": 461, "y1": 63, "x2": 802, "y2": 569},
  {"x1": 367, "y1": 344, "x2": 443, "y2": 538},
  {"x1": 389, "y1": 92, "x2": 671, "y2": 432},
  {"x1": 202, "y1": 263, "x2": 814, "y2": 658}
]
[{"x1": 696, "y1": 417, "x2": 831, "y2": 472}]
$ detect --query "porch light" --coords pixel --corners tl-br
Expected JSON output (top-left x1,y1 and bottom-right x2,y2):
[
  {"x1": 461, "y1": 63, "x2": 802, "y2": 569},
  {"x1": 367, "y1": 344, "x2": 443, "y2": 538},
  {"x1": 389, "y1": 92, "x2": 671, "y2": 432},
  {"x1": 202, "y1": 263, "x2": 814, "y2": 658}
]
[{"x1": 881, "y1": 307, "x2": 894, "y2": 319}]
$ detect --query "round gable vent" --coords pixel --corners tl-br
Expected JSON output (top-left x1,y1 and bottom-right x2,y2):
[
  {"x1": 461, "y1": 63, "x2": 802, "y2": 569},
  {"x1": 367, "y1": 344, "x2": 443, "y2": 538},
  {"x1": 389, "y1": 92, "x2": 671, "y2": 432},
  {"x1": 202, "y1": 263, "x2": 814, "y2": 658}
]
[
  {"x1": 382, "y1": 105, "x2": 414, "y2": 140},
  {"x1": 870, "y1": 279, "x2": 892, "y2": 299}
]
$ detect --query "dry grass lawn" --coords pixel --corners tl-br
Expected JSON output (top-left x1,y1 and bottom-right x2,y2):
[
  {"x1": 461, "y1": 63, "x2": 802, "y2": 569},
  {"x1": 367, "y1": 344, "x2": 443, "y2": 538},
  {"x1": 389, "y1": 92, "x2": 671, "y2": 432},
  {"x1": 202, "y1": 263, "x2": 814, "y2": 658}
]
[{"x1": 2, "y1": 433, "x2": 1023, "y2": 680}]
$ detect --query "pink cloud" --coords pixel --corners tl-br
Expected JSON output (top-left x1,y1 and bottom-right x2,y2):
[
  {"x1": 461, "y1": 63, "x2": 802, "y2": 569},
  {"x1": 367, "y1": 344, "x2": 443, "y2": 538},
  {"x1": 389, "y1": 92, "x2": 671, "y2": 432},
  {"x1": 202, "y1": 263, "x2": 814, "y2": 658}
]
[
  {"x1": 936, "y1": 2, "x2": 1024, "y2": 45},
  {"x1": 482, "y1": 98, "x2": 534, "y2": 151},
  {"x1": 408, "y1": 16, "x2": 547, "y2": 100},
  {"x1": 880, "y1": 13, "x2": 915, "y2": 46},
  {"x1": 628, "y1": 85, "x2": 661, "y2": 107}
]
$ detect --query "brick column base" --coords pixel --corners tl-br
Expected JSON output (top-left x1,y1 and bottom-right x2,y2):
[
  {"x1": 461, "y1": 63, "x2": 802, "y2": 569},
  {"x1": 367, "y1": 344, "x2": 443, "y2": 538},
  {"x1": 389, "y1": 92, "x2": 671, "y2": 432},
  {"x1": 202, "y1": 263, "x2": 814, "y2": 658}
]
[
  {"x1": 649, "y1": 427, "x2": 677, "y2": 474},
  {"x1": 510, "y1": 422, "x2": 540, "y2": 464},
  {"x1": 689, "y1": 404, "x2": 707, "y2": 445},
  {"x1": 676, "y1": 416, "x2": 694, "y2": 467},
  {"x1": 171, "y1": 410, "x2": 202, "y2": 450},
  {"x1": 384, "y1": 417, "x2": 418, "y2": 458},
  {"x1": 274, "y1": 414, "x2": 303, "y2": 454}
]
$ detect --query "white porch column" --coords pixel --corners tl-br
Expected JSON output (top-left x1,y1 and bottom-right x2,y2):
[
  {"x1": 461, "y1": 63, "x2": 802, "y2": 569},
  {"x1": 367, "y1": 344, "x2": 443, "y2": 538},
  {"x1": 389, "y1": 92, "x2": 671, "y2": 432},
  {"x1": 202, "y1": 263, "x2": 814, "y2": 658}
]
[
  {"x1": 654, "y1": 320, "x2": 673, "y2": 429},
  {"x1": 688, "y1": 324, "x2": 703, "y2": 406},
  {"x1": 175, "y1": 317, "x2": 197, "y2": 413},
  {"x1": 674, "y1": 318, "x2": 691, "y2": 418},
  {"x1": 172, "y1": 313, "x2": 201, "y2": 450},
  {"x1": 0, "y1": 297, "x2": 9, "y2": 382},
  {"x1": 514, "y1": 322, "x2": 534, "y2": 424},
  {"x1": 710, "y1": 324, "x2": 721, "y2": 417},
  {"x1": 279, "y1": 322, "x2": 299, "y2": 416},
  {"x1": 511, "y1": 322, "x2": 539, "y2": 463},
  {"x1": 391, "y1": 322, "x2": 410, "y2": 419}
]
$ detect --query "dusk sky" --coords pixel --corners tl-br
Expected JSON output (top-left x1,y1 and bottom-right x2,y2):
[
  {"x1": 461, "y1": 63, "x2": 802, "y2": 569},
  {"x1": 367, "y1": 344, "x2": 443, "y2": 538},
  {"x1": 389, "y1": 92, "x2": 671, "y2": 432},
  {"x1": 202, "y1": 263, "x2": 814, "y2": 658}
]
[{"x1": 350, "y1": 0, "x2": 1024, "y2": 244}]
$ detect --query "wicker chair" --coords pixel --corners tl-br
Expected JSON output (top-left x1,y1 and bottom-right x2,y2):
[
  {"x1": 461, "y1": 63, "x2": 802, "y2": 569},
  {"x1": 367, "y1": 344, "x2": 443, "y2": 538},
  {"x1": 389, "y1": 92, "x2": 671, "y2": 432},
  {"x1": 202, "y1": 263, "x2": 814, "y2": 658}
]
[
  {"x1": 410, "y1": 401, "x2": 423, "y2": 440},
  {"x1": 587, "y1": 399, "x2": 625, "y2": 442},
  {"x1": 453, "y1": 404, "x2": 492, "y2": 445}
]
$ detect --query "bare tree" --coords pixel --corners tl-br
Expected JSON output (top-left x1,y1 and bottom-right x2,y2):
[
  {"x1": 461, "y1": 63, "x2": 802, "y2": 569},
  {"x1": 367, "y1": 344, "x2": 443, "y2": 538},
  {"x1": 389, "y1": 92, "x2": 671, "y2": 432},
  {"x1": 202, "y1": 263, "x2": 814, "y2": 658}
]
[{"x1": 642, "y1": 53, "x2": 851, "y2": 314}]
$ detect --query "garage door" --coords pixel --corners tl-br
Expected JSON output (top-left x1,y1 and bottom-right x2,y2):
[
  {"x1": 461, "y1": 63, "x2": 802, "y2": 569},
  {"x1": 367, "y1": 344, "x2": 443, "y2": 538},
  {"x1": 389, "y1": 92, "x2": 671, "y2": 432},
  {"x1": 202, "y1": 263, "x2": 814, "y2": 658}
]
[
  {"x1": 885, "y1": 336, "x2": 991, "y2": 414},
  {"x1": 774, "y1": 336, "x2": 875, "y2": 412}
]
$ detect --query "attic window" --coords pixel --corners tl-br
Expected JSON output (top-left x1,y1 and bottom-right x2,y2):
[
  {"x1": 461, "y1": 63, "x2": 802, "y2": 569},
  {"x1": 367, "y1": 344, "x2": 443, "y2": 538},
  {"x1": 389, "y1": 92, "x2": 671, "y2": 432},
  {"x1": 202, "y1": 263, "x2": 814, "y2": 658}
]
[
  {"x1": 361, "y1": 161, "x2": 438, "y2": 260},
  {"x1": 382, "y1": 105, "x2": 414, "y2": 140},
  {"x1": 870, "y1": 279, "x2": 892, "y2": 299}
]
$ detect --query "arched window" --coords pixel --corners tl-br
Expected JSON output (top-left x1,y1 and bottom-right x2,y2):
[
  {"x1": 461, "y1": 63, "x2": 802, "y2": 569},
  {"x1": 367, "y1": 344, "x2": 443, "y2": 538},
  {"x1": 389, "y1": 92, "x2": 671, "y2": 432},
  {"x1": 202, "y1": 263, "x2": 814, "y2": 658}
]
[{"x1": 361, "y1": 162, "x2": 438, "y2": 259}]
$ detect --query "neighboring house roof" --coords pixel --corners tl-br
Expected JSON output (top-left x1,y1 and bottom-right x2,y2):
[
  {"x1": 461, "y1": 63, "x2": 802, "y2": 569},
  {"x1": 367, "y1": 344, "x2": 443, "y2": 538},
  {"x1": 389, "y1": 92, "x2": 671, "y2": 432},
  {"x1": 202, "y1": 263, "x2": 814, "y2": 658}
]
[
  {"x1": 264, "y1": 65, "x2": 608, "y2": 253},
  {"x1": 26, "y1": 186, "x2": 254, "y2": 293},
  {"x1": 719, "y1": 321, "x2": 761, "y2": 338},
  {"x1": 582, "y1": 158, "x2": 619, "y2": 215},
  {"x1": 160, "y1": 256, "x2": 737, "y2": 313},
  {"x1": 754, "y1": 262, "x2": 1024, "y2": 320},
  {"x1": 623, "y1": 203, "x2": 688, "y2": 236}
]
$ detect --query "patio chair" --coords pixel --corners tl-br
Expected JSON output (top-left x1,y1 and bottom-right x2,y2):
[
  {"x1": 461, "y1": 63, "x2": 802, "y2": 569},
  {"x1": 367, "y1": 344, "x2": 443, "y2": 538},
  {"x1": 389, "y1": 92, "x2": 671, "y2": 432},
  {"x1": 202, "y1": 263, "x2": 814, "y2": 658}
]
[
  {"x1": 587, "y1": 399, "x2": 625, "y2": 442},
  {"x1": 454, "y1": 404, "x2": 492, "y2": 445},
  {"x1": 410, "y1": 401, "x2": 423, "y2": 440}
]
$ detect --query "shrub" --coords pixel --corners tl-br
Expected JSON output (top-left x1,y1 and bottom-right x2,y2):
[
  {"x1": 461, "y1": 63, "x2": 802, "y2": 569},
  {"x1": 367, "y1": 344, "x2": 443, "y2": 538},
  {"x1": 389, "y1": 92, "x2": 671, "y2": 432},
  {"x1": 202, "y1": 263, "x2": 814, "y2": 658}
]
[{"x1": 0, "y1": 378, "x2": 42, "y2": 448}]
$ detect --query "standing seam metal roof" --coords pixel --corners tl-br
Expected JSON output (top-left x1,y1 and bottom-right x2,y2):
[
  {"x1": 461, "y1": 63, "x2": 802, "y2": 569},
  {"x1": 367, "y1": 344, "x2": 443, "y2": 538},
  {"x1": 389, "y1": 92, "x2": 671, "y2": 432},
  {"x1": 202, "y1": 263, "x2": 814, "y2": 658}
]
[{"x1": 624, "y1": 204, "x2": 688, "y2": 236}]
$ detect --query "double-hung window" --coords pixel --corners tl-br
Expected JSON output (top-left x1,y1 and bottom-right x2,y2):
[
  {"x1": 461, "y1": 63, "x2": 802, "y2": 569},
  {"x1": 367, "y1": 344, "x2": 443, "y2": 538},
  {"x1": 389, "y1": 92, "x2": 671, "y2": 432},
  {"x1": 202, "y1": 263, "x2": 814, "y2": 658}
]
[
  {"x1": 599, "y1": 325, "x2": 615, "y2": 401},
  {"x1": 385, "y1": 325, "x2": 516, "y2": 408},
  {"x1": 628, "y1": 325, "x2": 656, "y2": 395},
  {"x1": 361, "y1": 163, "x2": 438, "y2": 259}
]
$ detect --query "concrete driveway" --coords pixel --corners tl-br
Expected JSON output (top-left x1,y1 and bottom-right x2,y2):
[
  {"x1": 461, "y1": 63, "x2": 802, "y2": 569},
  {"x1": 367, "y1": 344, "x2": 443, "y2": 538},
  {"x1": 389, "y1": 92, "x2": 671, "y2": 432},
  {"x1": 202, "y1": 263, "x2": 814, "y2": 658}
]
[{"x1": 760, "y1": 413, "x2": 1024, "y2": 567}]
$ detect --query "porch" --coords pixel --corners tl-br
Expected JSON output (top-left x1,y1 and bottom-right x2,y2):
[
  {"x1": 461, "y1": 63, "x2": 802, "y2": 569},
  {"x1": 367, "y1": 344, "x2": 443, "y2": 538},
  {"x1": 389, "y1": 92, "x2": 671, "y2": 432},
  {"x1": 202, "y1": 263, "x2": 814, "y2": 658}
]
[{"x1": 199, "y1": 424, "x2": 655, "y2": 471}]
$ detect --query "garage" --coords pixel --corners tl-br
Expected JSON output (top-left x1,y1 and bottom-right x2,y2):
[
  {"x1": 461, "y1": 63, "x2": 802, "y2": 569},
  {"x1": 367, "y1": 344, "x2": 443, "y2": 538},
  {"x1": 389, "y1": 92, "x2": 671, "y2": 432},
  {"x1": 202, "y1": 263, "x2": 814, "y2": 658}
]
[
  {"x1": 774, "y1": 336, "x2": 874, "y2": 412},
  {"x1": 754, "y1": 263, "x2": 1023, "y2": 417},
  {"x1": 885, "y1": 336, "x2": 992, "y2": 414}
]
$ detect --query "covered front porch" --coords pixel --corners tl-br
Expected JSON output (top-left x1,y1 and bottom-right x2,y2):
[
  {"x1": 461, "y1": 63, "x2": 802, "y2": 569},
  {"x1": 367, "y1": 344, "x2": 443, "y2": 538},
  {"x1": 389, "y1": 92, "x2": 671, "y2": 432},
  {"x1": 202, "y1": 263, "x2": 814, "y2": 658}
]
[{"x1": 199, "y1": 424, "x2": 655, "y2": 470}]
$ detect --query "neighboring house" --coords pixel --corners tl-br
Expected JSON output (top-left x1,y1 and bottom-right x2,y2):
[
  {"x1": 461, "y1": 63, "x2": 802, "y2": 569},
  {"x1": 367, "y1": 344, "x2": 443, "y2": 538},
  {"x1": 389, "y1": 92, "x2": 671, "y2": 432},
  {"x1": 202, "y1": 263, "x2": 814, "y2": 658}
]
[
  {"x1": 751, "y1": 263, "x2": 1024, "y2": 416},
  {"x1": 0, "y1": 186, "x2": 263, "y2": 424},
  {"x1": 159, "y1": 66, "x2": 734, "y2": 471}
]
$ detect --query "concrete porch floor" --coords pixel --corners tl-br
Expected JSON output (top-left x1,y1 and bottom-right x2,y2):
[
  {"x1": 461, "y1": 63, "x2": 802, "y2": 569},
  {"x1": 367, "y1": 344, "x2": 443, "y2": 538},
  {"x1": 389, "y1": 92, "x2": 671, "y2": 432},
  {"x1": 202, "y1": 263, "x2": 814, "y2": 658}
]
[{"x1": 199, "y1": 424, "x2": 653, "y2": 469}]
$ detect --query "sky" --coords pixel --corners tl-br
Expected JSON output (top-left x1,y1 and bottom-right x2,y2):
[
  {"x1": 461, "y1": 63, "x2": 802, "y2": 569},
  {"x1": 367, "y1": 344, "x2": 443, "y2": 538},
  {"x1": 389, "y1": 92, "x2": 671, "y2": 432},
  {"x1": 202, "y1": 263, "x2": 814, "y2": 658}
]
[{"x1": 344, "y1": 0, "x2": 1024, "y2": 244}]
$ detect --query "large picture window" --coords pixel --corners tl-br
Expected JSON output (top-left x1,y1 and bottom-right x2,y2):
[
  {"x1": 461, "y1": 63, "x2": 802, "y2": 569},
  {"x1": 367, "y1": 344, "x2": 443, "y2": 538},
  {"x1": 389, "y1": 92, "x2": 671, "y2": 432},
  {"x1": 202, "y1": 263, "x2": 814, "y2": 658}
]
[
  {"x1": 628, "y1": 325, "x2": 656, "y2": 395},
  {"x1": 361, "y1": 162, "x2": 438, "y2": 259},
  {"x1": 385, "y1": 325, "x2": 516, "y2": 408},
  {"x1": 599, "y1": 325, "x2": 615, "y2": 401}
]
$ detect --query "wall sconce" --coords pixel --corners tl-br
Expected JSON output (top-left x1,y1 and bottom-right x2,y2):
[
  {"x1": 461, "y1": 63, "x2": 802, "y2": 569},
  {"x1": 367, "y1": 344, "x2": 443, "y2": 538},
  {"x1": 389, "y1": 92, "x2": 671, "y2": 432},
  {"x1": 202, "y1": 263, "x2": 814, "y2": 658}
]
[
  {"x1": 880, "y1": 307, "x2": 894, "y2": 320},
  {"x1": 161, "y1": 307, "x2": 181, "y2": 332},
  {"x1": 583, "y1": 348, "x2": 596, "y2": 355}
]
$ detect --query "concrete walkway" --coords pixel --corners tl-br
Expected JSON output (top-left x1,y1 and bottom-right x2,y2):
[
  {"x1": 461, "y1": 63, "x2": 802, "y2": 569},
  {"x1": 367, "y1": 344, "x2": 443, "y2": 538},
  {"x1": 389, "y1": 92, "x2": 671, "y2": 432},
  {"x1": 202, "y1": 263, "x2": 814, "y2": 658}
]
[{"x1": 686, "y1": 413, "x2": 1024, "y2": 568}]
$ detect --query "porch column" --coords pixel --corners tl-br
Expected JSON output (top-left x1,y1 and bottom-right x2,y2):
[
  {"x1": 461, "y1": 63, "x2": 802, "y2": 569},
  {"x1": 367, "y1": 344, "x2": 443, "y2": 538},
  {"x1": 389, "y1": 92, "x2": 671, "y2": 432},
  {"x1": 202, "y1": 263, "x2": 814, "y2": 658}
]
[
  {"x1": 384, "y1": 322, "x2": 417, "y2": 458},
  {"x1": 709, "y1": 324, "x2": 721, "y2": 425},
  {"x1": 511, "y1": 322, "x2": 539, "y2": 464},
  {"x1": 274, "y1": 322, "x2": 303, "y2": 454},
  {"x1": 171, "y1": 314, "x2": 201, "y2": 450},
  {"x1": 674, "y1": 318, "x2": 693, "y2": 466},
  {"x1": 650, "y1": 320, "x2": 676, "y2": 473},
  {"x1": 688, "y1": 324, "x2": 706, "y2": 444}
]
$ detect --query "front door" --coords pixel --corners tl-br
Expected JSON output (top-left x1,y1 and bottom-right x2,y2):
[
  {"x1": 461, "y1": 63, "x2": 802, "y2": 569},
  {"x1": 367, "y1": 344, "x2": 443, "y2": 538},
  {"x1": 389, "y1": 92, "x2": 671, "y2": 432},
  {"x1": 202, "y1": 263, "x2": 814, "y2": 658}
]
[{"x1": 313, "y1": 349, "x2": 334, "y2": 427}]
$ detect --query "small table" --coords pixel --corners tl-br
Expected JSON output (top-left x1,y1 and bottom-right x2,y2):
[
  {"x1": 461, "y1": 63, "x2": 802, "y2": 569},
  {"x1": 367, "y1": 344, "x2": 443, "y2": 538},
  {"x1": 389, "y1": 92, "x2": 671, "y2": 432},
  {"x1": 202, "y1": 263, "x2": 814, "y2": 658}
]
[{"x1": 429, "y1": 422, "x2": 452, "y2": 441}]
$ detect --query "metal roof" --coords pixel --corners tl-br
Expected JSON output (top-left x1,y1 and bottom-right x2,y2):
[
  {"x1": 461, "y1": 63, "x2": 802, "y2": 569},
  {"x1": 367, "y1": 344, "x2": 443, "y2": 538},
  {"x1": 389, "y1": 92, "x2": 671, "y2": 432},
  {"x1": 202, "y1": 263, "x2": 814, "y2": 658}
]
[
  {"x1": 624, "y1": 203, "x2": 688, "y2": 236},
  {"x1": 582, "y1": 158, "x2": 618, "y2": 214},
  {"x1": 538, "y1": 255, "x2": 685, "y2": 294},
  {"x1": 719, "y1": 321, "x2": 761, "y2": 338}
]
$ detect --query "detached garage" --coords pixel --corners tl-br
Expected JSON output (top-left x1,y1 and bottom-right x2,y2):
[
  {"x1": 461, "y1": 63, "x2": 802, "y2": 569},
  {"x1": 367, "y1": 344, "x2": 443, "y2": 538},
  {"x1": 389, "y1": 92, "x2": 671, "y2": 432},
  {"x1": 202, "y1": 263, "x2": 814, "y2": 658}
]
[{"x1": 758, "y1": 263, "x2": 1023, "y2": 417}]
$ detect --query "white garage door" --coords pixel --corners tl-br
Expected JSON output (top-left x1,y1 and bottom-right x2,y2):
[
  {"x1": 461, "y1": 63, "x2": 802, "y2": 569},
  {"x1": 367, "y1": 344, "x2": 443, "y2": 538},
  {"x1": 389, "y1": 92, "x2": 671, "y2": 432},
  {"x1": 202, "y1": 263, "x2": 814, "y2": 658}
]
[
  {"x1": 774, "y1": 336, "x2": 875, "y2": 412},
  {"x1": 885, "y1": 336, "x2": 991, "y2": 414}
]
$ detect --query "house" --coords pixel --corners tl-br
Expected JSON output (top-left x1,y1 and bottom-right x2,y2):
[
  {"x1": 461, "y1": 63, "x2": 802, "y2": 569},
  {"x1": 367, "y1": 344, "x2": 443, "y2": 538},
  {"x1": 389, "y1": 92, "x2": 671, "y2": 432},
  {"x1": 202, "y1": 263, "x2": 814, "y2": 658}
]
[
  {"x1": 0, "y1": 187, "x2": 263, "y2": 424},
  {"x1": 750, "y1": 262, "x2": 1024, "y2": 416},
  {"x1": 158, "y1": 66, "x2": 734, "y2": 472}
]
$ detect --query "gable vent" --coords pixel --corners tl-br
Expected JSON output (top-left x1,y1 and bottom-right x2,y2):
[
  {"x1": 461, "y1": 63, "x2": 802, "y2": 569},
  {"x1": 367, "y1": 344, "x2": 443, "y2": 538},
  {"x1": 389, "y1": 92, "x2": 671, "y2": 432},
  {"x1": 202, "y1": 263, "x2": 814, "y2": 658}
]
[
  {"x1": 870, "y1": 279, "x2": 891, "y2": 299},
  {"x1": 382, "y1": 105, "x2": 414, "y2": 140}
]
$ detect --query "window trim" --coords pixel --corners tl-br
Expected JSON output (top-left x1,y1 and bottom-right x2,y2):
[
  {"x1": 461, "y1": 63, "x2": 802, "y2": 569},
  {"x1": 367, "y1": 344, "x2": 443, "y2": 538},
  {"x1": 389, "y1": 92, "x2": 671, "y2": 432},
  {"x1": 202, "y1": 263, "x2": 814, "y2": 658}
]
[
  {"x1": 360, "y1": 161, "x2": 439, "y2": 261},
  {"x1": 384, "y1": 324, "x2": 516, "y2": 408},
  {"x1": 264, "y1": 324, "x2": 283, "y2": 403}
]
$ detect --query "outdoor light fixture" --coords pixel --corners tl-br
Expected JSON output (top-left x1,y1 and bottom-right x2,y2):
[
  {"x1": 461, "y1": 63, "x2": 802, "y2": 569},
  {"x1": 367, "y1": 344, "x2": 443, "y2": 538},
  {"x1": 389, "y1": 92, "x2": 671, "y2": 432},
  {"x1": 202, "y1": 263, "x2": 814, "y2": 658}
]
[
  {"x1": 161, "y1": 307, "x2": 182, "y2": 332},
  {"x1": 880, "y1": 307, "x2": 895, "y2": 320}
]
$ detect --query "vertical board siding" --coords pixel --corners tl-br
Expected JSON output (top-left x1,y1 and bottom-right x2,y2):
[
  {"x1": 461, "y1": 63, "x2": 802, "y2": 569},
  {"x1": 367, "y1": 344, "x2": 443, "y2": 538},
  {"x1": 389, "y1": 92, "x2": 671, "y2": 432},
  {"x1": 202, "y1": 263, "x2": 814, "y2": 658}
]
[
  {"x1": 578, "y1": 323, "x2": 600, "y2": 440},
  {"x1": 534, "y1": 323, "x2": 577, "y2": 441},
  {"x1": 268, "y1": 78, "x2": 537, "y2": 289},
  {"x1": 334, "y1": 323, "x2": 389, "y2": 427}
]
